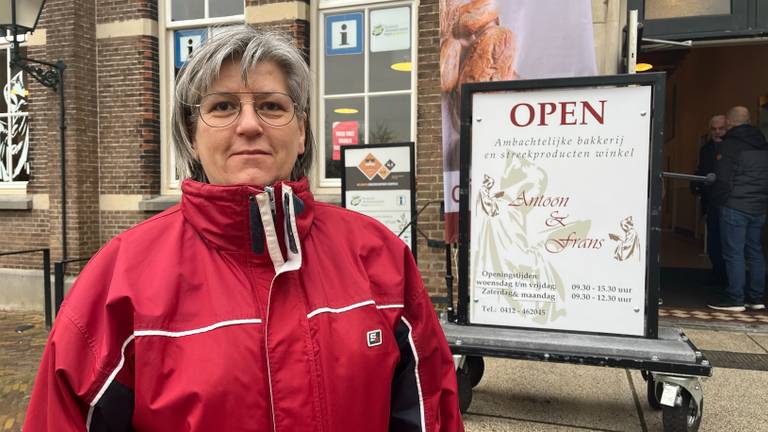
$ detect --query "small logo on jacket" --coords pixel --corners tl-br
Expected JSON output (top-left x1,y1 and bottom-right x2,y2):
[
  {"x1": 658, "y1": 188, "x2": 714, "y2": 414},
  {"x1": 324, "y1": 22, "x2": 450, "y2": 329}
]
[{"x1": 367, "y1": 329, "x2": 382, "y2": 347}]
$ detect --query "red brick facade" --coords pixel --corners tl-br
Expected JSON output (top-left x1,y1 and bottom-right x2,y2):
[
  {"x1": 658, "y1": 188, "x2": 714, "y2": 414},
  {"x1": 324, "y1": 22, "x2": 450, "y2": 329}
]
[{"x1": 97, "y1": 35, "x2": 160, "y2": 196}]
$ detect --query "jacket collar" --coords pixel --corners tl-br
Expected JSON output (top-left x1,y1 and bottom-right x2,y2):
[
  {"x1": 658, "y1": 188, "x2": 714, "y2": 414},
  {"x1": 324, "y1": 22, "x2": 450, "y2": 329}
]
[{"x1": 181, "y1": 178, "x2": 314, "y2": 267}]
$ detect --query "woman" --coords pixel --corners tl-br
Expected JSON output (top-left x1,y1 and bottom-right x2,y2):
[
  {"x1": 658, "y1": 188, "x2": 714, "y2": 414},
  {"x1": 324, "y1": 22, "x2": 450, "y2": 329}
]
[{"x1": 25, "y1": 26, "x2": 463, "y2": 431}]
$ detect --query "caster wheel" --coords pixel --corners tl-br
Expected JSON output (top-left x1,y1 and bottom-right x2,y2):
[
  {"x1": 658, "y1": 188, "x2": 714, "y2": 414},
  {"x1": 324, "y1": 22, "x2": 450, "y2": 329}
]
[
  {"x1": 456, "y1": 363, "x2": 473, "y2": 414},
  {"x1": 466, "y1": 356, "x2": 485, "y2": 388},
  {"x1": 646, "y1": 374, "x2": 663, "y2": 410},
  {"x1": 662, "y1": 389, "x2": 703, "y2": 432}
]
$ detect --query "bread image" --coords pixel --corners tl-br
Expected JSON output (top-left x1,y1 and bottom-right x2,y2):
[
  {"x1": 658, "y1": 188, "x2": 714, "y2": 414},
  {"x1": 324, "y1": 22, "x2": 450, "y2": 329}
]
[
  {"x1": 454, "y1": 0, "x2": 499, "y2": 39},
  {"x1": 440, "y1": 37, "x2": 462, "y2": 92},
  {"x1": 439, "y1": 0, "x2": 519, "y2": 171},
  {"x1": 440, "y1": 0, "x2": 461, "y2": 38},
  {"x1": 459, "y1": 26, "x2": 517, "y2": 85}
]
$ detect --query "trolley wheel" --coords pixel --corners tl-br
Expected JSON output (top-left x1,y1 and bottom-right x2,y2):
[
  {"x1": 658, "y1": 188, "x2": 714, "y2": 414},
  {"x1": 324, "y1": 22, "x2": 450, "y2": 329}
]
[
  {"x1": 466, "y1": 356, "x2": 485, "y2": 388},
  {"x1": 456, "y1": 363, "x2": 473, "y2": 414},
  {"x1": 646, "y1": 374, "x2": 663, "y2": 410},
  {"x1": 662, "y1": 389, "x2": 703, "y2": 432}
]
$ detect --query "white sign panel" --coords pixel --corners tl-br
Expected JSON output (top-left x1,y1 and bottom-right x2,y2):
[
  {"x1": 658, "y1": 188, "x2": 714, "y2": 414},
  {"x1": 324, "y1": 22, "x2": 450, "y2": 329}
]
[
  {"x1": 370, "y1": 7, "x2": 410, "y2": 52},
  {"x1": 343, "y1": 145, "x2": 414, "y2": 251},
  {"x1": 469, "y1": 85, "x2": 652, "y2": 336}
]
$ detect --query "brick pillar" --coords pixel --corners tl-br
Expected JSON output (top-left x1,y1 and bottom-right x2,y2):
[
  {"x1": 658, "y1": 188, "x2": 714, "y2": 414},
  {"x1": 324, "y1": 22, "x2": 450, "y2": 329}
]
[
  {"x1": 96, "y1": 0, "x2": 160, "y2": 244},
  {"x1": 35, "y1": 0, "x2": 100, "y2": 262},
  {"x1": 416, "y1": 0, "x2": 450, "y2": 297}
]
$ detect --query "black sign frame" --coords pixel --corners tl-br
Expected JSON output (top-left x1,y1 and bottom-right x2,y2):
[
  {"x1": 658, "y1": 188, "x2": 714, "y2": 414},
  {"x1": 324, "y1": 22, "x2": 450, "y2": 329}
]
[
  {"x1": 456, "y1": 73, "x2": 665, "y2": 339},
  {"x1": 341, "y1": 142, "x2": 418, "y2": 261}
]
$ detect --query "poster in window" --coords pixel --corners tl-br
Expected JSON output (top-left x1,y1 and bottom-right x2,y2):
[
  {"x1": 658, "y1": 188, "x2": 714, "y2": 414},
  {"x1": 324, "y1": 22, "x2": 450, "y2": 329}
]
[{"x1": 370, "y1": 7, "x2": 410, "y2": 53}]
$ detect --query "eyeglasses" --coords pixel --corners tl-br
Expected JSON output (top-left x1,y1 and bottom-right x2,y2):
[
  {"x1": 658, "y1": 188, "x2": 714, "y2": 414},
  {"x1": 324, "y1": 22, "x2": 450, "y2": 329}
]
[{"x1": 189, "y1": 92, "x2": 298, "y2": 128}]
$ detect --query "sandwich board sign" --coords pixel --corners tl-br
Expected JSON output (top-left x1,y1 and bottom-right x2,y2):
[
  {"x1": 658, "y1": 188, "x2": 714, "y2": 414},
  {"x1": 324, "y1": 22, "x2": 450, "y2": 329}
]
[{"x1": 457, "y1": 74, "x2": 665, "y2": 337}]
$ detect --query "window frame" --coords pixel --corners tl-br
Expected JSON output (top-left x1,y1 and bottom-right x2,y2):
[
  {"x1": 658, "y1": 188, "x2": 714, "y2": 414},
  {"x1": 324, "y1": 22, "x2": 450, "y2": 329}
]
[
  {"x1": 629, "y1": 0, "x2": 768, "y2": 40},
  {"x1": 159, "y1": 0, "x2": 245, "y2": 194},
  {"x1": 313, "y1": 0, "x2": 418, "y2": 190}
]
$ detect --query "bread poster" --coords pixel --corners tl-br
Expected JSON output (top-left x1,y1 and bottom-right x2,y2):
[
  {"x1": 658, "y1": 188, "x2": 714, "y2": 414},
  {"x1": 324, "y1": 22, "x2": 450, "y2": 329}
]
[{"x1": 440, "y1": 0, "x2": 597, "y2": 242}]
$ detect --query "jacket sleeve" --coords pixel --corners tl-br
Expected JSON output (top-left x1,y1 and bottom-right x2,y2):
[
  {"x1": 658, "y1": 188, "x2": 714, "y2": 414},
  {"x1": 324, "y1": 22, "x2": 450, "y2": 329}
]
[
  {"x1": 23, "y1": 308, "x2": 98, "y2": 431},
  {"x1": 691, "y1": 142, "x2": 710, "y2": 194},
  {"x1": 389, "y1": 250, "x2": 464, "y2": 432},
  {"x1": 24, "y1": 240, "x2": 135, "y2": 432},
  {"x1": 712, "y1": 142, "x2": 740, "y2": 207}
]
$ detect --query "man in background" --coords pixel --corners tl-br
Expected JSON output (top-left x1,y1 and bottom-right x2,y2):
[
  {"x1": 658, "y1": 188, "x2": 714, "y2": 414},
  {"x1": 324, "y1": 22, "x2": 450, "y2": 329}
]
[
  {"x1": 708, "y1": 106, "x2": 768, "y2": 312},
  {"x1": 692, "y1": 115, "x2": 728, "y2": 290}
]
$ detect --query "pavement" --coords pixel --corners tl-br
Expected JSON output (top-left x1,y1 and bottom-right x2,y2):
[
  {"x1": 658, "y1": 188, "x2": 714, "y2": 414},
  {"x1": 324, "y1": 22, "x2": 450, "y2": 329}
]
[
  {"x1": 0, "y1": 310, "x2": 46, "y2": 432},
  {"x1": 2, "y1": 308, "x2": 768, "y2": 432},
  {"x1": 461, "y1": 325, "x2": 768, "y2": 431}
]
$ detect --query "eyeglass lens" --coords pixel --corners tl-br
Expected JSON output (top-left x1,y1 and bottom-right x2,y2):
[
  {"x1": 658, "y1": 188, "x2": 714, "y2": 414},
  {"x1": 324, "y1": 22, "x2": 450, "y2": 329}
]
[{"x1": 198, "y1": 92, "x2": 295, "y2": 127}]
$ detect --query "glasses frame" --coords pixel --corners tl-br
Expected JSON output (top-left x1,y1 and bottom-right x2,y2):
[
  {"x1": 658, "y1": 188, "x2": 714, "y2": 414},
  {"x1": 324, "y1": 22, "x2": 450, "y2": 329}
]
[{"x1": 186, "y1": 91, "x2": 299, "y2": 129}]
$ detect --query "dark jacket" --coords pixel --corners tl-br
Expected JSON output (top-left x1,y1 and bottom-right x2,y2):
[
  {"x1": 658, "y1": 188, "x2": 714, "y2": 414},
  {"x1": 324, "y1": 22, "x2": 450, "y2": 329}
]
[
  {"x1": 691, "y1": 138, "x2": 718, "y2": 213},
  {"x1": 712, "y1": 124, "x2": 768, "y2": 215}
]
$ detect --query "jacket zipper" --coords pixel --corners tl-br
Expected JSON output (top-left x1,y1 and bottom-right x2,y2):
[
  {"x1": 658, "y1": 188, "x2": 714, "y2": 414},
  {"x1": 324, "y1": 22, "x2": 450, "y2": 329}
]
[
  {"x1": 264, "y1": 276, "x2": 279, "y2": 432},
  {"x1": 251, "y1": 189, "x2": 279, "y2": 432}
]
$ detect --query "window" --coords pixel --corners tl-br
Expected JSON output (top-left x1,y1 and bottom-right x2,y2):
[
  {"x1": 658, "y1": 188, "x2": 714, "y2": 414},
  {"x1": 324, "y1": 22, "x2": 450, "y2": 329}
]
[
  {"x1": 644, "y1": 0, "x2": 731, "y2": 20},
  {"x1": 318, "y1": 1, "x2": 416, "y2": 187},
  {"x1": 161, "y1": 0, "x2": 244, "y2": 192},
  {"x1": 629, "y1": 0, "x2": 768, "y2": 40},
  {"x1": 0, "y1": 44, "x2": 29, "y2": 189}
]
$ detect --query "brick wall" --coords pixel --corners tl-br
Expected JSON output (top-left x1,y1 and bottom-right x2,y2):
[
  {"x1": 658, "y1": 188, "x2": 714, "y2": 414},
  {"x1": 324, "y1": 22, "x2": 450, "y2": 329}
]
[
  {"x1": 1, "y1": 0, "x2": 101, "y2": 270},
  {"x1": 0, "y1": 211, "x2": 50, "y2": 268},
  {"x1": 96, "y1": 0, "x2": 160, "y2": 245},
  {"x1": 414, "y1": 0, "x2": 449, "y2": 297},
  {"x1": 97, "y1": 36, "x2": 160, "y2": 197},
  {"x1": 48, "y1": 0, "x2": 100, "y2": 263},
  {"x1": 96, "y1": 0, "x2": 156, "y2": 23},
  {"x1": 2, "y1": 0, "x2": 161, "y2": 274},
  {"x1": 256, "y1": 20, "x2": 310, "y2": 60}
]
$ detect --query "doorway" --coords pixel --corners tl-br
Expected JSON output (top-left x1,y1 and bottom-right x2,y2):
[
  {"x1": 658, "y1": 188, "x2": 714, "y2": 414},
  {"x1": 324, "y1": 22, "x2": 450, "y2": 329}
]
[{"x1": 639, "y1": 42, "x2": 768, "y2": 313}]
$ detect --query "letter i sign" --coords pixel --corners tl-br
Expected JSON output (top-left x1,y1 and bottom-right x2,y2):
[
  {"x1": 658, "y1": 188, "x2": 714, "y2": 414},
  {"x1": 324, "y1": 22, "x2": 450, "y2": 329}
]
[{"x1": 367, "y1": 329, "x2": 382, "y2": 347}]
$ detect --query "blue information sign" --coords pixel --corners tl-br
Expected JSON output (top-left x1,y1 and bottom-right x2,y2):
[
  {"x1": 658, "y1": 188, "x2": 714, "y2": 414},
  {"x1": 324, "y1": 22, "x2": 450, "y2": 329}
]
[
  {"x1": 174, "y1": 29, "x2": 207, "y2": 69},
  {"x1": 325, "y1": 13, "x2": 364, "y2": 56}
]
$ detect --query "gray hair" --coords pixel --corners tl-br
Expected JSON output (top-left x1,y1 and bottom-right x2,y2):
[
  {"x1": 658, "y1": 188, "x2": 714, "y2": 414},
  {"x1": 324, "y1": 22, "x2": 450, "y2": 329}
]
[{"x1": 171, "y1": 26, "x2": 314, "y2": 183}]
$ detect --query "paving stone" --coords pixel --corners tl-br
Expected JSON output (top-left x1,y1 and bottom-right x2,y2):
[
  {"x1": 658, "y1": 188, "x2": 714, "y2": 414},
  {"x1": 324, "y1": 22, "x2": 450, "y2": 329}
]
[
  {"x1": 682, "y1": 328, "x2": 767, "y2": 354},
  {"x1": 0, "y1": 310, "x2": 47, "y2": 432}
]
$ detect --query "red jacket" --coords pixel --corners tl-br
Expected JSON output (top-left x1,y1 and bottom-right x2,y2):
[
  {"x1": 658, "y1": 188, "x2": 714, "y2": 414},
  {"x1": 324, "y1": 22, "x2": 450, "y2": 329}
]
[{"x1": 25, "y1": 178, "x2": 463, "y2": 432}]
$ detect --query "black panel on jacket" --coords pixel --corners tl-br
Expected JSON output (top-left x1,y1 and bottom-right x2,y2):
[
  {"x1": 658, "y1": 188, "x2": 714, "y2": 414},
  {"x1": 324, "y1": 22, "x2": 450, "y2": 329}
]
[
  {"x1": 249, "y1": 195, "x2": 265, "y2": 254},
  {"x1": 389, "y1": 320, "x2": 423, "y2": 432},
  {"x1": 88, "y1": 380, "x2": 134, "y2": 432}
]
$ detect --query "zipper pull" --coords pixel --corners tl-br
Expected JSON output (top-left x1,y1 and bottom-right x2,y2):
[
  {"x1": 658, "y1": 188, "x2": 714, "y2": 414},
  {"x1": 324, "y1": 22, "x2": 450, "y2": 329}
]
[
  {"x1": 249, "y1": 194, "x2": 264, "y2": 254},
  {"x1": 283, "y1": 192, "x2": 298, "y2": 254},
  {"x1": 264, "y1": 186, "x2": 277, "y2": 221}
]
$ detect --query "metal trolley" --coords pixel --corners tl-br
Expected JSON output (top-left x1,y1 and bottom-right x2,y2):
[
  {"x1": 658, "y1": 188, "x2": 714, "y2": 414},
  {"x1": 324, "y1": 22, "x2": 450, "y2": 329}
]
[
  {"x1": 443, "y1": 323, "x2": 712, "y2": 431},
  {"x1": 442, "y1": 74, "x2": 713, "y2": 431}
]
